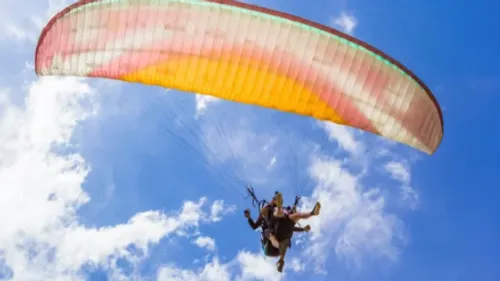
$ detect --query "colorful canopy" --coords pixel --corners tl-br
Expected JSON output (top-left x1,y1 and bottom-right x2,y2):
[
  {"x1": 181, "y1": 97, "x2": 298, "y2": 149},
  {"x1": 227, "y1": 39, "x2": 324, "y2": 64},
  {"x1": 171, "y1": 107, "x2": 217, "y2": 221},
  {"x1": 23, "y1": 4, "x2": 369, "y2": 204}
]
[{"x1": 35, "y1": 0, "x2": 444, "y2": 154}]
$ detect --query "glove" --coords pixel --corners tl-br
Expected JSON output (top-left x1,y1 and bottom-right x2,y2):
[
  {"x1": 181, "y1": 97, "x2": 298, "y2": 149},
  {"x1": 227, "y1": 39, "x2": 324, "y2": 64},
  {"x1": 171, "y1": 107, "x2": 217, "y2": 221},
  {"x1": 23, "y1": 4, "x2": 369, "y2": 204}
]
[{"x1": 244, "y1": 209, "x2": 250, "y2": 218}]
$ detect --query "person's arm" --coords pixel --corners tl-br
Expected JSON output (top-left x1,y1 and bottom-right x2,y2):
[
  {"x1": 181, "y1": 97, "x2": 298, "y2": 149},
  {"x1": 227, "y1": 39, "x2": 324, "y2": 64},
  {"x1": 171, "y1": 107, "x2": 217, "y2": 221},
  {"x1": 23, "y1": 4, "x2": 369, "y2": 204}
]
[
  {"x1": 293, "y1": 226, "x2": 305, "y2": 232},
  {"x1": 293, "y1": 225, "x2": 311, "y2": 232},
  {"x1": 245, "y1": 209, "x2": 262, "y2": 230},
  {"x1": 247, "y1": 214, "x2": 263, "y2": 230}
]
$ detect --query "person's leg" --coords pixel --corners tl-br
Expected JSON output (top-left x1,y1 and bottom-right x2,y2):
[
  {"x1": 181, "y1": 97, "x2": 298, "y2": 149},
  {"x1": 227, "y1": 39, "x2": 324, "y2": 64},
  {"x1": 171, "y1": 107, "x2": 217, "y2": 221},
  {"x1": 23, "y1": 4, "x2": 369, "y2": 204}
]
[
  {"x1": 288, "y1": 202, "x2": 321, "y2": 223},
  {"x1": 276, "y1": 238, "x2": 290, "y2": 272},
  {"x1": 273, "y1": 218, "x2": 296, "y2": 273},
  {"x1": 268, "y1": 234, "x2": 280, "y2": 248},
  {"x1": 263, "y1": 241, "x2": 280, "y2": 257},
  {"x1": 264, "y1": 229, "x2": 279, "y2": 248}
]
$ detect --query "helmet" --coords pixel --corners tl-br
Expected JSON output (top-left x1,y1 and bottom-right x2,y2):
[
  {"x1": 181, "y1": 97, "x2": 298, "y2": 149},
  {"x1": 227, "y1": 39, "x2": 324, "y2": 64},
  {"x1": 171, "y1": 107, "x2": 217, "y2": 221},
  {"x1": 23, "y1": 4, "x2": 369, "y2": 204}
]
[{"x1": 272, "y1": 191, "x2": 283, "y2": 208}]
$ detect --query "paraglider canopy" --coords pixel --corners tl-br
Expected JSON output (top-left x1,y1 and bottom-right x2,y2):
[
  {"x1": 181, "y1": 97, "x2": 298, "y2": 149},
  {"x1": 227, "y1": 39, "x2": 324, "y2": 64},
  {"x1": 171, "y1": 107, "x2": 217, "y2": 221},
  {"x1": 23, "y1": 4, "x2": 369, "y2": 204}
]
[{"x1": 35, "y1": 0, "x2": 444, "y2": 154}]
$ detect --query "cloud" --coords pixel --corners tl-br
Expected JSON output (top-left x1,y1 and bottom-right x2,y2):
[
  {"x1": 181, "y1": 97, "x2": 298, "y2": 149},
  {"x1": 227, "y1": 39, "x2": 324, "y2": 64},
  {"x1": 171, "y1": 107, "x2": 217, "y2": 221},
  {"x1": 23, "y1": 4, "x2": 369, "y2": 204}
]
[
  {"x1": 157, "y1": 251, "x2": 282, "y2": 281},
  {"x1": 200, "y1": 113, "x2": 283, "y2": 186},
  {"x1": 267, "y1": 156, "x2": 277, "y2": 171},
  {"x1": 0, "y1": 0, "x2": 71, "y2": 42},
  {"x1": 175, "y1": 198, "x2": 235, "y2": 237},
  {"x1": 195, "y1": 95, "x2": 220, "y2": 117},
  {"x1": 331, "y1": 12, "x2": 358, "y2": 34},
  {"x1": 300, "y1": 154, "x2": 405, "y2": 271},
  {"x1": 0, "y1": 75, "x2": 234, "y2": 281},
  {"x1": 289, "y1": 258, "x2": 305, "y2": 273},
  {"x1": 210, "y1": 200, "x2": 236, "y2": 222},
  {"x1": 54, "y1": 208, "x2": 201, "y2": 272},
  {"x1": 292, "y1": 122, "x2": 422, "y2": 272},
  {"x1": 385, "y1": 161, "x2": 419, "y2": 208},
  {"x1": 236, "y1": 251, "x2": 283, "y2": 281},
  {"x1": 318, "y1": 121, "x2": 364, "y2": 155},
  {"x1": 193, "y1": 236, "x2": 216, "y2": 252},
  {"x1": 158, "y1": 257, "x2": 230, "y2": 281},
  {"x1": 385, "y1": 161, "x2": 410, "y2": 183},
  {"x1": 4, "y1": 24, "x2": 30, "y2": 40},
  {"x1": 0, "y1": 76, "x2": 94, "y2": 280}
]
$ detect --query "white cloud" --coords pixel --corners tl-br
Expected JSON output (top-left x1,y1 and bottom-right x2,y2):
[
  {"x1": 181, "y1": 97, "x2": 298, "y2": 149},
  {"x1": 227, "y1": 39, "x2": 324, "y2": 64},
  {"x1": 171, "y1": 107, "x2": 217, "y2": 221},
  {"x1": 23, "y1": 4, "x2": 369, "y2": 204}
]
[
  {"x1": 291, "y1": 117, "x2": 422, "y2": 271},
  {"x1": 195, "y1": 94, "x2": 220, "y2": 117},
  {"x1": 331, "y1": 12, "x2": 358, "y2": 34},
  {"x1": 178, "y1": 198, "x2": 209, "y2": 227},
  {"x1": 236, "y1": 251, "x2": 283, "y2": 281},
  {"x1": 289, "y1": 258, "x2": 305, "y2": 273},
  {"x1": 201, "y1": 117, "x2": 282, "y2": 186},
  {"x1": 267, "y1": 156, "x2": 277, "y2": 170},
  {"x1": 385, "y1": 161, "x2": 410, "y2": 183},
  {"x1": 385, "y1": 161, "x2": 419, "y2": 208},
  {"x1": 0, "y1": 75, "x2": 234, "y2": 281},
  {"x1": 4, "y1": 24, "x2": 30, "y2": 40},
  {"x1": 193, "y1": 236, "x2": 216, "y2": 252},
  {"x1": 318, "y1": 121, "x2": 364, "y2": 155},
  {"x1": 299, "y1": 156, "x2": 405, "y2": 271},
  {"x1": 175, "y1": 198, "x2": 235, "y2": 237},
  {"x1": 55, "y1": 208, "x2": 200, "y2": 272},
  {"x1": 156, "y1": 251, "x2": 286, "y2": 281},
  {"x1": 0, "y1": 0, "x2": 72, "y2": 41},
  {"x1": 158, "y1": 257, "x2": 230, "y2": 281},
  {"x1": 209, "y1": 200, "x2": 236, "y2": 222}
]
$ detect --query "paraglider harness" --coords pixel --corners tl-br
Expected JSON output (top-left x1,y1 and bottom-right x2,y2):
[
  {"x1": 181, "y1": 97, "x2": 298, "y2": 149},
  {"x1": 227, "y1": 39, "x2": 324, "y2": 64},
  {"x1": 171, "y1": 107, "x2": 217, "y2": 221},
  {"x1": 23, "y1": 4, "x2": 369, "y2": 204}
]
[{"x1": 245, "y1": 186, "x2": 301, "y2": 250}]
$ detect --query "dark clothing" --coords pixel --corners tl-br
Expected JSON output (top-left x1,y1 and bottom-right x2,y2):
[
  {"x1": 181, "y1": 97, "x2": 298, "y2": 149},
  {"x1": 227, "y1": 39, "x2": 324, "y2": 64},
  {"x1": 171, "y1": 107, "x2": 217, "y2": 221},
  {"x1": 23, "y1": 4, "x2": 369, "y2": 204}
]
[
  {"x1": 261, "y1": 224, "x2": 306, "y2": 257},
  {"x1": 263, "y1": 229, "x2": 272, "y2": 239},
  {"x1": 274, "y1": 215, "x2": 297, "y2": 241},
  {"x1": 246, "y1": 204, "x2": 306, "y2": 257},
  {"x1": 247, "y1": 216, "x2": 263, "y2": 230},
  {"x1": 247, "y1": 205, "x2": 302, "y2": 239},
  {"x1": 262, "y1": 237, "x2": 292, "y2": 257},
  {"x1": 247, "y1": 204, "x2": 275, "y2": 250},
  {"x1": 262, "y1": 241, "x2": 280, "y2": 257}
]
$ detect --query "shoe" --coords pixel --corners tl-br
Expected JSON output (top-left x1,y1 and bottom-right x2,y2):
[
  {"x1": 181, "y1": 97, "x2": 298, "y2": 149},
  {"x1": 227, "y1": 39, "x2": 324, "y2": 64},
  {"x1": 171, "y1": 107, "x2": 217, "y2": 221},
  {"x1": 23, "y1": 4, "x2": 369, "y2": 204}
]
[
  {"x1": 311, "y1": 202, "x2": 321, "y2": 216},
  {"x1": 304, "y1": 225, "x2": 311, "y2": 232},
  {"x1": 276, "y1": 259, "x2": 285, "y2": 272}
]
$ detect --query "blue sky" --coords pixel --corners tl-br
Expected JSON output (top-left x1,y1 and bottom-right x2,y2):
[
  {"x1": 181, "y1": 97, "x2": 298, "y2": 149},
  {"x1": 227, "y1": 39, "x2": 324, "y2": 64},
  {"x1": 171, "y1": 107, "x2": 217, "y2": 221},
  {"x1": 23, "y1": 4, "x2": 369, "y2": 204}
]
[{"x1": 0, "y1": 0, "x2": 499, "y2": 281}]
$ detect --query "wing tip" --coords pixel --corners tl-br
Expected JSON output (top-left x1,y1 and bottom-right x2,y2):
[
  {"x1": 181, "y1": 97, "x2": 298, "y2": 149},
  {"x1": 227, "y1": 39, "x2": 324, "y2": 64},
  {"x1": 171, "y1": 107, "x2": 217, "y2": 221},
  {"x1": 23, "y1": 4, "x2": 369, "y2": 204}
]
[
  {"x1": 34, "y1": 0, "x2": 100, "y2": 73},
  {"x1": 206, "y1": 0, "x2": 445, "y2": 138}
]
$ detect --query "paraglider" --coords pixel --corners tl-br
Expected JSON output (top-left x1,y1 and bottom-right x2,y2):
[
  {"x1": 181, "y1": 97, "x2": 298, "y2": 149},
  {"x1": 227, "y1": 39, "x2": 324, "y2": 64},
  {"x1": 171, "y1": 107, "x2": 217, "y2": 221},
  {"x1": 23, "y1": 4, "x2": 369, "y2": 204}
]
[
  {"x1": 244, "y1": 190, "x2": 318, "y2": 272},
  {"x1": 35, "y1": 0, "x2": 444, "y2": 155},
  {"x1": 34, "y1": 0, "x2": 445, "y2": 273}
]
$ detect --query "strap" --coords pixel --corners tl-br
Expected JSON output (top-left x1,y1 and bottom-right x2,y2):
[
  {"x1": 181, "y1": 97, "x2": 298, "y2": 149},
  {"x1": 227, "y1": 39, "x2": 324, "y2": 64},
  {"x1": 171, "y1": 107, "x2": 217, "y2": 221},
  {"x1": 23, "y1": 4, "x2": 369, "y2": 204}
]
[{"x1": 293, "y1": 196, "x2": 301, "y2": 208}]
